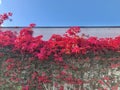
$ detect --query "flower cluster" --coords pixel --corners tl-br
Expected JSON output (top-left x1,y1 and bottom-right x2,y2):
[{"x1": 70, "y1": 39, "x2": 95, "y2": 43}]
[
  {"x1": 1, "y1": 25, "x2": 120, "y2": 61},
  {"x1": 0, "y1": 12, "x2": 12, "y2": 25}
]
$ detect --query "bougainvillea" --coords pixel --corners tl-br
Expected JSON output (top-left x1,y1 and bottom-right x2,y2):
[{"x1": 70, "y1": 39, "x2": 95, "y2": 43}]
[
  {"x1": 0, "y1": 12, "x2": 12, "y2": 25},
  {"x1": 1, "y1": 20, "x2": 120, "y2": 89}
]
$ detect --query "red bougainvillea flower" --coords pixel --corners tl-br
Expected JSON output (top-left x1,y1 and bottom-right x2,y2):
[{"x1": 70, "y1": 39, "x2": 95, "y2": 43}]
[
  {"x1": 5, "y1": 58, "x2": 14, "y2": 63},
  {"x1": 0, "y1": 12, "x2": 12, "y2": 25},
  {"x1": 72, "y1": 45, "x2": 80, "y2": 54},
  {"x1": 65, "y1": 26, "x2": 80, "y2": 36},
  {"x1": 22, "y1": 85, "x2": 29, "y2": 90},
  {"x1": 32, "y1": 71, "x2": 38, "y2": 80},
  {"x1": 29, "y1": 23, "x2": 36, "y2": 28},
  {"x1": 0, "y1": 30, "x2": 16, "y2": 46},
  {"x1": 59, "y1": 85, "x2": 64, "y2": 90}
]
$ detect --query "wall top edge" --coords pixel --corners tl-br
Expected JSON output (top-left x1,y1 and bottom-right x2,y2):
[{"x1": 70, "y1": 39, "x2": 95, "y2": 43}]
[{"x1": 1, "y1": 26, "x2": 120, "y2": 28}]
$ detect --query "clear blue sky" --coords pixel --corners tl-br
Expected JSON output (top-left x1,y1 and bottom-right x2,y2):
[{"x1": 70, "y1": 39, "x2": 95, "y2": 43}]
[{"x1": 0, "y1": 0, "x2": 120, "y2": 26}]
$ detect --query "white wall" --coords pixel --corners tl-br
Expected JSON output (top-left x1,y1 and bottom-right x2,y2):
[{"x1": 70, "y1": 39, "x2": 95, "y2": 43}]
[{"x1": 1, "y1": 27, "x2": 120, "y2": 40}]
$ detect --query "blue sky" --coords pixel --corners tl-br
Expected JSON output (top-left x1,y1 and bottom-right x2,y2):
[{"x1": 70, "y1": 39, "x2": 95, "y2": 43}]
[{"x1": 0, "y1": 0, "x2": 120, "y2": 26}]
